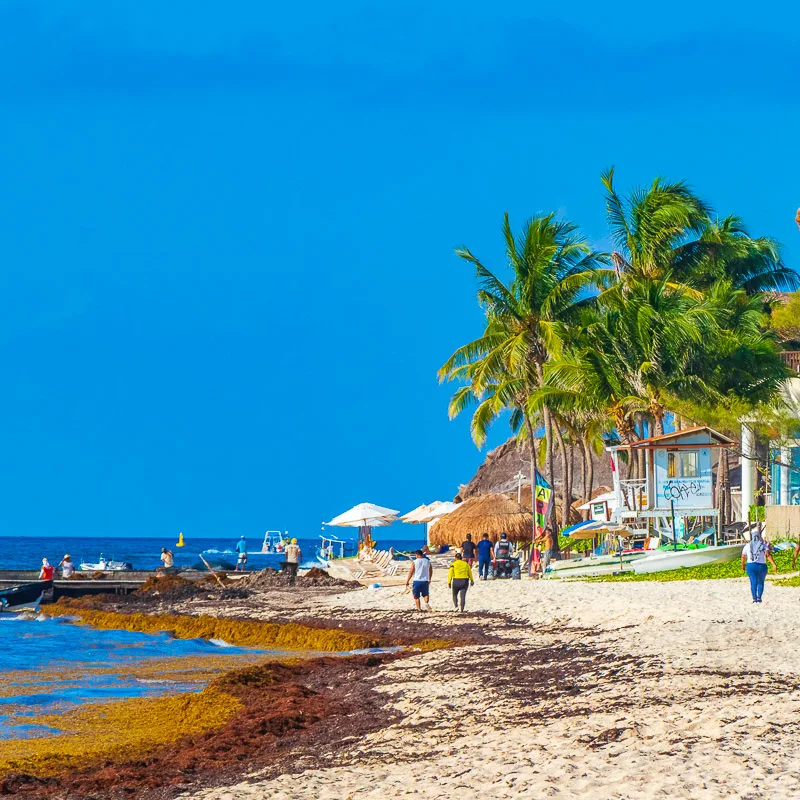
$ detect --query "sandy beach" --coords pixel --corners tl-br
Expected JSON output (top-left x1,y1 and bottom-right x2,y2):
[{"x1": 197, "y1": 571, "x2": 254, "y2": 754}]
[{"x1": 180, "y1": 575, "x2": 800, "y2": 800}]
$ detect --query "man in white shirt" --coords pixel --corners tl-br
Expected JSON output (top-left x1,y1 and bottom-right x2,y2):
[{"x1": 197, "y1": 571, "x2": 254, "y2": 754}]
[
  {"x1": 405, "y1": 549, "x2": 433, "y2": 611},
  {"x1": 284, "y1": 538, "x2": 302, "y2": 585}
]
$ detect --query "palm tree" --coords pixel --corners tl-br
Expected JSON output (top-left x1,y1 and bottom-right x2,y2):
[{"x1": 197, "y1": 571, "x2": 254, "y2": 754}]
[
  {"x1": 602, "y1": 167, "x2": 796, "y2": 295},
  {"x1": 439, "y1": 212, "x2": 602, "y2": 533},
  {"x1": 537, "y1": 274, "x2": 721, "y2": 471},
  {"x1": 601, "y1": 167, "x2": 711, "y2": 286},
  {"x1": 673, "y1": 216, "x2": 798, "y2": 294}
]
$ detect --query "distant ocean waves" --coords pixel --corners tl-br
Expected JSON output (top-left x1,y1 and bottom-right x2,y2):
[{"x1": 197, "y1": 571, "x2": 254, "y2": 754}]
[{"x1": 0, "y1": 533, "x2": 426, "y2": 572}]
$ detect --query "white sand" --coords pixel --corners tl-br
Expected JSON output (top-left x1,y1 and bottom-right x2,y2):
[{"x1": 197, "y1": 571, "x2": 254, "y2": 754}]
[{"x1": 184, "y1": 577, "x2": 800, "y2": 799}]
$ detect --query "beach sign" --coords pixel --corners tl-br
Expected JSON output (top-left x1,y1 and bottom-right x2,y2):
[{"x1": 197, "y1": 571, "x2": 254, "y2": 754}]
[
  {"x1": 529, "y1": 471, "x2": 553, "y2": 577},
  {"x1": 534, "y1": 473, "x2": 552, "y2": 533}
]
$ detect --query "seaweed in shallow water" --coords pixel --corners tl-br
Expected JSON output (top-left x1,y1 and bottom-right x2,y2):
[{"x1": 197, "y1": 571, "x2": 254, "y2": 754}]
[{"x1": 41, "y1": 605, "x2": 380, "y2": 651}]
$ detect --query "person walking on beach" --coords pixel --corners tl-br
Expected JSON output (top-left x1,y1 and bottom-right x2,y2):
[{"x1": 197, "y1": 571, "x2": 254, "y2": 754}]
[
  {"x1": 476, "y1": 533, "x2": 493, "y2": 580},
  {"x1": 447, "y1": 553, "x2": 474, "y2": 612},
  {"x1": 460, "y1": 534, "x2": 477, "y2": 566},
  {"x1": 741, "y1": 529, "x2": 778, "y2": 603},
  {"x1": 284, "y1": 538, "x2": 302, "y2": 585},
  {"x1": 39, "y1": 558, "x2": 54, "y2": 581},
  {"x1": 405, "y1": 549, "x2": 433, "y2": 611},
  {"x1": 160, "y1": 547, "x2": 174, "y2": 569},
  {"x1": 58, "y1": 554, "x2": 75, "y2": 578},
  {"x1": 235, "y1": 536, "x2": 248, "y2": 572}
]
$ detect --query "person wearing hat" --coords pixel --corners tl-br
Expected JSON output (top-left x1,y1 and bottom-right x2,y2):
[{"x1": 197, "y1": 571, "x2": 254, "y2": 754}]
[
  {"x1": 58, "y1": 554, "x2": 76, "y2": 578},
  {"x1": 283, "y1": 538, "x2": 302, "y2": 585},
  {"x1": 234, "y1": 535, "x2": 248, "y2": 572}
]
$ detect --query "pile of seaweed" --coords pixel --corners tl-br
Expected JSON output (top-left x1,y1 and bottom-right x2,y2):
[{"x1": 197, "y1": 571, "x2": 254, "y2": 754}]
[
  {"x1": 0, "y1": 654, "x2": 396, "y2": 799},
  {"x1": 58, "y1": 574, "x2": 250, "y2": 612},
  {"x1": 237, "y1": 566, "x2": 357, "y2": 590}
]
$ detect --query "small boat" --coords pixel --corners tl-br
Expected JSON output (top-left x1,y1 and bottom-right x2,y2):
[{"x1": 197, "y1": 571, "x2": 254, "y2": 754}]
[
  {"x1": 0, "y1": 580, "x2": 52, "y2": 609},
  {"x1": 632, "y1": 543, "x2": 742, "y2": 574},
  {"x1": 544, "y1": 551, "x2": 651, "y2": 579},
  {"x1": 315, "y1": 534, "x2": 356, "y2": 566},
  {"x1": 252, "y1": 530, "x2": 287, "y2": 556},
  {"x1": 79, "y1": 556, "x2": 133, "y2": 572}
]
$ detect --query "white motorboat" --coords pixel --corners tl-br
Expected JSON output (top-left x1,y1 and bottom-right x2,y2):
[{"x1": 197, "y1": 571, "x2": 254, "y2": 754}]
[
  {"x1": 544, "y1": 551, "x2": 650, "y2": 579},
  {"x1": 315, "y1": 534, "x2": 356, "y2": 566},
  {"x1": 201, "y1": 531, "x2": 289, "y2": 562},
  {"x1": 79, "y1": 556, "x2": 133, "y2": 572},
  {"x1": 632, "y1": 544, "x2": 742, "y2": 575},
  {"x1": 250, "y1": 530, "x2": 288, "y2": 556}
]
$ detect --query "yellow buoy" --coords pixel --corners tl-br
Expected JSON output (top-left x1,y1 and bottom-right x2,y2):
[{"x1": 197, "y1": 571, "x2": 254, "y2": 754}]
[{"x1": 176, "y1": 532, "x2": 185, "y2": 547}]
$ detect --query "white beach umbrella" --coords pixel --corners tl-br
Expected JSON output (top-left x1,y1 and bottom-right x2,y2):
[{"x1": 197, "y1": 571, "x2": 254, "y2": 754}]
[
  {"x1": 401, "y1": 502, "x2": 440, "y2": 523},
  {"x1": 418, "y1": 501, "x2": 459, "y2": 523},
  {"x1": 325, "y1": 502, "x2": 399, "y2": 527}
]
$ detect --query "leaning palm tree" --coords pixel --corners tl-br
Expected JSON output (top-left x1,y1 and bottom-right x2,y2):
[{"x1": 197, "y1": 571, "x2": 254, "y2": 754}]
[
  {"x1": 602, "y1": 168, "x2": 796, "y2": 296},
  {"x1": 673, "y1": 215, "x2": 798, "y2": 294},
  {"x1": 601, "y1": 167, "x2": 711, "y2": 286},
  {"x1": 537, "y1": 274, "x2": 722, "y2": 466},
  {"x1": 439, "y1": 212, "x2": 602, "y2": 533}
]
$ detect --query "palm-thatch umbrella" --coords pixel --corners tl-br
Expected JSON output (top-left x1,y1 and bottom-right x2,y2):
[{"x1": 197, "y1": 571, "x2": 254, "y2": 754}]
[{"x1": 428, "y1": 493, "x2": 533, "y2": 547}]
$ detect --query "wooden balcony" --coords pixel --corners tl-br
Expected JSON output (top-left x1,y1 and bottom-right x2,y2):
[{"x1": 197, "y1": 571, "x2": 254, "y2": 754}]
[{"x1": 782, "y1": 351, "x2": 800, "y2": 372}]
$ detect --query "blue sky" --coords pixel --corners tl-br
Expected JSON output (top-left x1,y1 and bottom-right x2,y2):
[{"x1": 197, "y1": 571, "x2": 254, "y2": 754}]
[{"x1": 1, "y1": 1, "x2": 798, "y2": 538}]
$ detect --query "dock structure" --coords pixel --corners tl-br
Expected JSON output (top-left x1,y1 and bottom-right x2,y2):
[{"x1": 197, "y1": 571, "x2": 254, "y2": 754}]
[{"x1": 0, "y1": 570, "x2": 211, "y2": 599}]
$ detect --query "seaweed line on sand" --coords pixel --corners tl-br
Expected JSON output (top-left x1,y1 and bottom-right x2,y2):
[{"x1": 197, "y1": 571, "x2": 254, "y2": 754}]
[{"x1": 40, "y1": 603, "x2": 380, "y2": 652}]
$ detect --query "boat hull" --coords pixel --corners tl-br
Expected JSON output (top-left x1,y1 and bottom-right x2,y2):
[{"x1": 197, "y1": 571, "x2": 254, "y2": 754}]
[
  {"x1": 545, "y1": 552, "x2": 650, "y2": 579},
  {"x1": 633, "y1": 544, "x2": 742, "y2": 574},
  {"x1": 0, "y1": 580, "x2": 52, "y2": 608}
]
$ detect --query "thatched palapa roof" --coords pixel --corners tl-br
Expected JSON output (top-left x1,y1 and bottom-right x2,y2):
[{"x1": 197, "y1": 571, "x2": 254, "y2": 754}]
[{"x1": 428, "y1": 493, "x2": 533, "y2": 546}]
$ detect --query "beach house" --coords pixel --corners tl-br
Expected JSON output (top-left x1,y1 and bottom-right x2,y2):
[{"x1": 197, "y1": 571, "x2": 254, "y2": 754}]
[
  {"x1": 608, "y1": 427, "x2": 735, "y2": 531},
  {"x1": 752, "y1": 362, "x2": 800, "y2": 535}
]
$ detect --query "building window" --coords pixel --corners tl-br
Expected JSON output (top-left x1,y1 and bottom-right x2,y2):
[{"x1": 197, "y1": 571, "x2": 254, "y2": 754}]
[{"x1": 667, "y1": 451, "x2": 699, "y2": 478}]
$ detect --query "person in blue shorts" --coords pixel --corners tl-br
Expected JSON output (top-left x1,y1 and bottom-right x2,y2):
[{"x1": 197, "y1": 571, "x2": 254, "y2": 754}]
[
  {"x1": 405, "y1": 549, "x2": 433, "y2": 611},
  {"x1": 476, "y1": 533, "x2": 493, "y2": 580}
]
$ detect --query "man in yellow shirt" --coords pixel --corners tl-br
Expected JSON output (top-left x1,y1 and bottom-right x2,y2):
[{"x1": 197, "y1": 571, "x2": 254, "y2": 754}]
[{"x1": 447, "y1": 553, "x2": 475, "y2": 612}]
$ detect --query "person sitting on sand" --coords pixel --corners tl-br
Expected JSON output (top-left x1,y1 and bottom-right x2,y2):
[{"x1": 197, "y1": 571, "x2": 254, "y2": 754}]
[
  {"x1": 460, "y1": 534, "x2": 476, "y2": 566},
  {"x1": 476, "y1": 533, "x2": 493, "y2": 581},
  {"x1": 39, "y1": 558, "x2": 54, "y2": 581},
  {"x1": 160, "y1": 548, "x2": 174, "y2": 569},
  {"x1": 283, "y1": 538, "x2": 302, "y2": 585},
  {"x1": 58, "y1": 554, "x2": 75, "y2": 578},
  {"x1": 405, "y1": 549, "x2": 432, "y2": 611},
  {"x1": 235, "y1": 536, "x2": 248, "y2": 572},
  {"x1": 447, "y1": 553, "x2": 474, "y2": 612},
  {"x1": 741, "y1": 528, "x2": 777, "y2": 603}
]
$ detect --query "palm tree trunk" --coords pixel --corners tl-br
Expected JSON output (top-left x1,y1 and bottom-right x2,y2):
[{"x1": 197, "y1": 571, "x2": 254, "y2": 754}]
[
  {"x1": 542, "y1": 404, "x2": 559, "y2": 554},
  {"x1": 579, "y1": 441, "x2": 588, "y2": 520},
  {"x1": 722, "y1": 449, "x2": 732, "y2": 527},
  {"x1": 635, "y1": 415, "x2": 646, "y2": 478},
  {"x1": 523, "y1": 414, "x2": 539, "y2": 547},
  {"x1": 584, "y1": 439, "x2": 594, "y2": 510},
  {"x1": 716, "y1": 450, "x2": 727, "y2": 527},
  {"x1": 555, "y1": 423, "x2": 570, "y2": 528}
]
